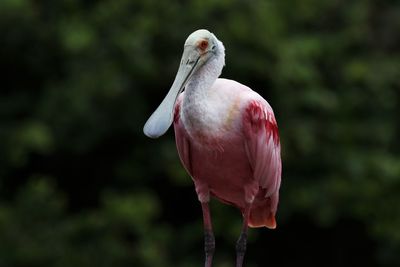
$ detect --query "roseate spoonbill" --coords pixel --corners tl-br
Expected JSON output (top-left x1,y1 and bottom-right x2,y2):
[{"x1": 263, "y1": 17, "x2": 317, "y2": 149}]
[{"x1": 143, "y1": 29, "x2": 281, "y2": 267}]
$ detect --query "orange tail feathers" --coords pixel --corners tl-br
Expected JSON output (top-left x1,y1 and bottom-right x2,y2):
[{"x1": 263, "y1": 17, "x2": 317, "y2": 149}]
[
  {"x1": 248, "y1": 198, "x2": 277, "y2": 229},
  {"x1": 248, "y1": 212, "x2": 276, "y2": 229}
]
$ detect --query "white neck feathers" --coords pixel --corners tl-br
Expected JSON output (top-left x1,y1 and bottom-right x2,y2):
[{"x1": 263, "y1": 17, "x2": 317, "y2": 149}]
[{"x1": 180, "y1": 39, "x2": 226, "y2": 139}]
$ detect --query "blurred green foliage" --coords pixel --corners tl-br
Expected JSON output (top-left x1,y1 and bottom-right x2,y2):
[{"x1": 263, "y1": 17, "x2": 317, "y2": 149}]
[{"x1": 1, "y1": 0, "x2": 399, "y2": 266}]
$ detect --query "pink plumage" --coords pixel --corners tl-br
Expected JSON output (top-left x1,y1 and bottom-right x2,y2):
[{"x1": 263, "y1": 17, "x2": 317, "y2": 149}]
[{"x1": 174, "y1": 79, "x2": 281, "y2": 229}]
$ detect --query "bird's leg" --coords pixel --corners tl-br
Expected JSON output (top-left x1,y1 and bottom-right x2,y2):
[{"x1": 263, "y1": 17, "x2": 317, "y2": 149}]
[
  {"x1": 235, "y1": 204, "x2": 251, "y2": 267},
  {"x1": 201, "y1": 202, "x2": 215, "y2": 267}
]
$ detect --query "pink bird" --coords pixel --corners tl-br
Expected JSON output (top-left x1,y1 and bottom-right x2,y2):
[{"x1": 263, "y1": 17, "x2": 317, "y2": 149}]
[{"x1": 144, "y1": 29, "x2": 282, "y2": 267}]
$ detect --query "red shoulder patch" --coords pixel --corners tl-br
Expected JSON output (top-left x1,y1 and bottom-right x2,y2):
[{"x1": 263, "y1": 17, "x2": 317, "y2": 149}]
[
  {"x1": 244, "y1": 100, "x2": 279, "y2": 145},
  {"x1": 174, "y1": 99, "x2": 181, "y2": 124},
  {"x1": 265, "y1": 116, "x2": 279, "y2": 145}
]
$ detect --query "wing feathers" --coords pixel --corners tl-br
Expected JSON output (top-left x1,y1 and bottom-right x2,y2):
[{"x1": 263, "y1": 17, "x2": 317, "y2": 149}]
[{"x1": 243, "y1": 100, "x2": 282, "y2": 198}]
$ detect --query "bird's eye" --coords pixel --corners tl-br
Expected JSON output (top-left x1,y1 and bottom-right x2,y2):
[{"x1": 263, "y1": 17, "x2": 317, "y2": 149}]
[
  {"x1": 211, "y1": 45, "x2": 216, "y2": 50},
  {"x1": 199, "y1": 40, "x2": 208, "y2": 50}
]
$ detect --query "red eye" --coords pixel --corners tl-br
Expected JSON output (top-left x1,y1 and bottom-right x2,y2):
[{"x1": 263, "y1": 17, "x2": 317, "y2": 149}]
[{"x1": 199, "y1": 40, "x2": 208, "y2": 50}]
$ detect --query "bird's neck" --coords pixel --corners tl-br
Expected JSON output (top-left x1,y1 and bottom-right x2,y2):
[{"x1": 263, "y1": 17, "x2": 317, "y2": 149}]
[
  {"x1": 184, "y1": 67, "x2": 217, "y2": 101},
  {"x1": 183, "y1": 39, "x2": 225, "y2": 106},
  {"x1": 181, "y1": 54, "x2": 225, "y2": 139}
]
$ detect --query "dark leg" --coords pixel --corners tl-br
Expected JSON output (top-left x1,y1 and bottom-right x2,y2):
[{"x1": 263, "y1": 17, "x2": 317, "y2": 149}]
[
  {"x1": 201, "y1": 202, "x2": 215, "y2": 267},
  {"x1": 236, "y1": 205, "x2": 251, "y2": 267}
]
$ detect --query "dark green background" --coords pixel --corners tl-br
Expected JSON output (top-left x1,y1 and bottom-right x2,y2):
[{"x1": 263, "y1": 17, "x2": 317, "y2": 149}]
[{"x1": 1, "y1": 0, "x2": 399, "y2": 266}]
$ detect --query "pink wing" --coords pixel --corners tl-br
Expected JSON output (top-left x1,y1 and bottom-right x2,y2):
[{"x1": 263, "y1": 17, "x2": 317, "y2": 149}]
[
  {"x1": 242, "y1": 99, "x2": 282, "y2": 228},
  {"x1": 173, "y1": 94, "x2": 193, "y2": 176}
]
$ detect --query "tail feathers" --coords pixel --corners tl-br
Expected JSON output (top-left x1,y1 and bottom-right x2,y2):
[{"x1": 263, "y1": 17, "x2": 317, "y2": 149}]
[
  {"x1": 248, "y1": 197, "x2": 277, "y2": 229},
  {"x1": 248, "y1": 212, "x2": 276, "y2": 229}
]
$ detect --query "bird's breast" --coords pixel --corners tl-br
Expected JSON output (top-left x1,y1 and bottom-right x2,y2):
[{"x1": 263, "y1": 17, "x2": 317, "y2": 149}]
[{"x1": 181, "y1": 91, "x2": 243, "y2": 147}]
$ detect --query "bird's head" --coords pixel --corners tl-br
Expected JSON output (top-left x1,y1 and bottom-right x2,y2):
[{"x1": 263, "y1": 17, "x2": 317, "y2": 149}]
[
  {"x1": 182, "y1": 29, "x2": 225, "y2": 74},
  {"x1": 143, "y1": 29, "x2": 225, "y2": 138}
]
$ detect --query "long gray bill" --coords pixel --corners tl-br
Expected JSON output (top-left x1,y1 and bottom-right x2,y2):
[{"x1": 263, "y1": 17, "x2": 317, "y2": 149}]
[{"x1": 143, "y1": 49, "x2": 200, "y2": 138}]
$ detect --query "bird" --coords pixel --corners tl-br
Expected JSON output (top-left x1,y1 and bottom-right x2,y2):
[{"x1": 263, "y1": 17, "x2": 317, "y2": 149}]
[{"x1": 143, "y1": 29, "x2": 282, "y2": 267}]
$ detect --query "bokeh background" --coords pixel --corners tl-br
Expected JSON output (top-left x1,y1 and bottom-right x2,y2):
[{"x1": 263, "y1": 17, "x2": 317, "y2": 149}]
[{"x1": 1, "y1": 0, "x2": 400, "y2": 266}]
